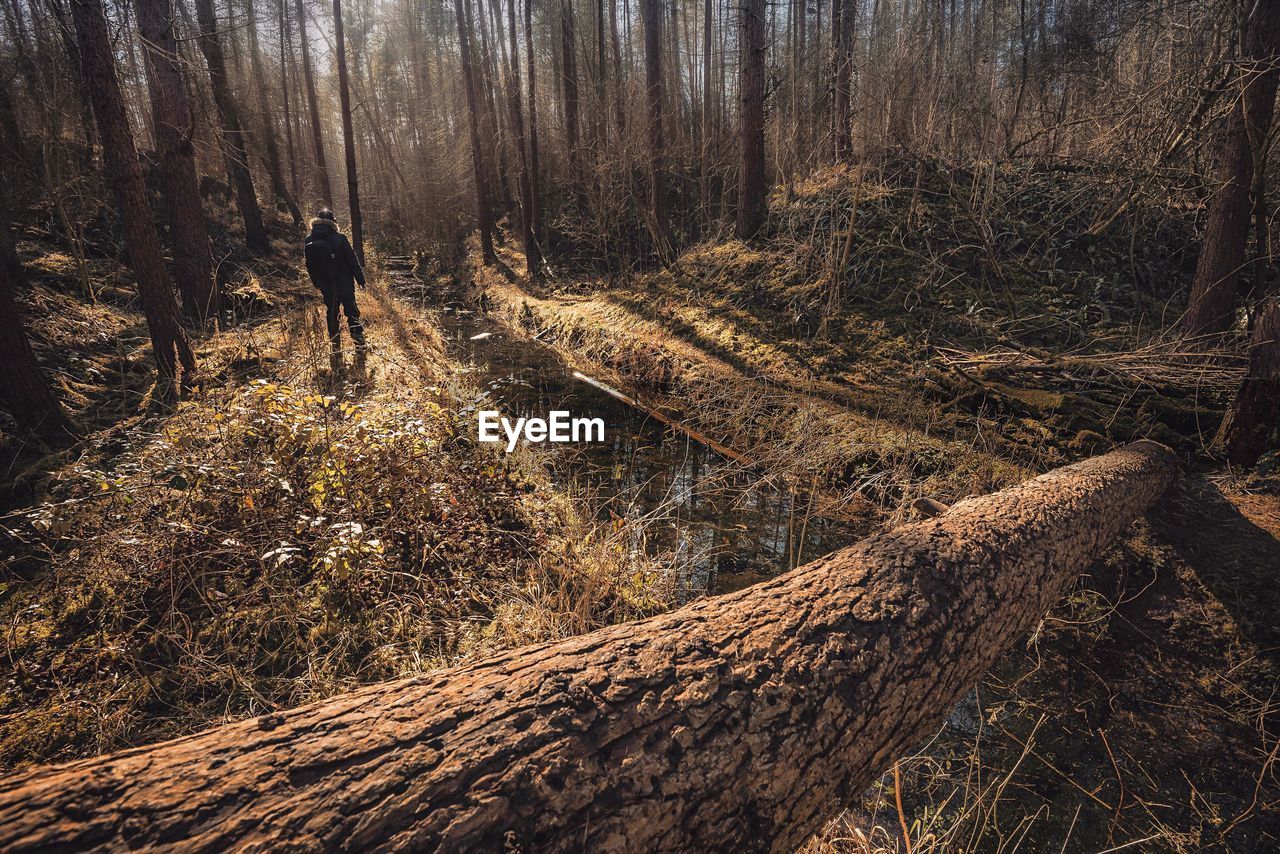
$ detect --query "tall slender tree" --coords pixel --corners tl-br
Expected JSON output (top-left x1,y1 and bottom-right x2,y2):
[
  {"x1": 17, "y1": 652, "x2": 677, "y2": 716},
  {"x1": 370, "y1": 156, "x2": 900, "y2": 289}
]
[
  {"x1": 504, "y1": 0, "x2": 540, "y2": 277},
  {"x1": 560, "y1": 0, "x2": 582, "y2": 204},
  {"x1": 247, "y1": 0, "x2": 302, "y2": 224},
  {"x1": 332, "y1": 0, "x2": 364, "y2": 264},
  {"x1": 609, "y1": 0, "x2": 624, "y2": 136},
  {"x1": 1183, "y1": 0, "x2": 1280, "y2": 335},
  {"x1": 455, "y1": 0, "x2": 495, "y2": 261},
  {"x1": 280, "y1": 0, "x2": 300, "y2": 202},
  {"x1": 524, "y1": 0, "x2": 541, "y2": 241},
  {"x1": 134, "y1": 0, "x2": 218, "y2": 326},
  {"x1": 68, "y1": 0, "x2": 196, "y2": 385},
  {"x1": 194, "y1": 0, "x2": 271, "y2": 255},
  {"x1": 699, "y1": 0, "x2": 711, "y2": 218},
  {"x1": 831, "y1": 0, "x2": 855, "y2": 160},
  {"x1": 640, "y1": 0, "x2": 665, "y2": 247},
  {"x1": 294, "y1": 0, "x2": 333, "y2": 209},
  {"x1": 737, "y1": 0, "x2": 766, "y2": 237}
]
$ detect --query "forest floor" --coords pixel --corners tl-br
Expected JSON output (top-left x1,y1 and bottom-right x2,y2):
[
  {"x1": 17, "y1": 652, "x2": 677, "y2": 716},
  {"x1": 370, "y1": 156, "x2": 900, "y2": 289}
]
[
  {"x1": 2, "y1": 158, "x2": 1279, "y2": 850},
  {"x1": 459, "y1": 162, "x2": 1280, "y2": 850},
  {"x1": 0, "y1": 233, "x2": 673, "y2": 771}
]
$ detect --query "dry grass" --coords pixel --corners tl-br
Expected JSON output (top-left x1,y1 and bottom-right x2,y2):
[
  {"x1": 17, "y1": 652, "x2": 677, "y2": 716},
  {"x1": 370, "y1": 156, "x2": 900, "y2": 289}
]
[
  {"x1": 0, "y1": 262, "x2": 678, "y2": 772},
  {"x1": 460, "y1": 160, "x2": 1278, "y2": 849}
]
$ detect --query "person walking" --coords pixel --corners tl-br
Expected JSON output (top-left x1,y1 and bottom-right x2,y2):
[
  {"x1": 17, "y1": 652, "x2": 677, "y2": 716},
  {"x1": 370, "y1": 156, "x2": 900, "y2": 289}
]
[{"x1": 304, "y1": 209, "x2": 367, "y2": 347}]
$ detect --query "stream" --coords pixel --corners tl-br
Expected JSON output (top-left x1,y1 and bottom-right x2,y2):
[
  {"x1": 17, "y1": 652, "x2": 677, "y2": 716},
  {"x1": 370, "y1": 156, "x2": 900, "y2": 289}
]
[{"x1": 389, "y1": 267, "x2": 864, "y2": 595}]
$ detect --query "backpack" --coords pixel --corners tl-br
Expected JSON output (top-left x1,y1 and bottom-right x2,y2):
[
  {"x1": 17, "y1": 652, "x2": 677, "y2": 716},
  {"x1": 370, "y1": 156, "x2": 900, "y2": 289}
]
[{"x1": 304, "y1": 231, "x2": 339, "y2": 291}]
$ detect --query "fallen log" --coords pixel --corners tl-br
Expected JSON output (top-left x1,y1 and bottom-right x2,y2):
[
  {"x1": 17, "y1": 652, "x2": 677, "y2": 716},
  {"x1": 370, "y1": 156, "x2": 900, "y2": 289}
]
[{"x1": 0, "y1": 442, "x2": 1178, "y2": 852}]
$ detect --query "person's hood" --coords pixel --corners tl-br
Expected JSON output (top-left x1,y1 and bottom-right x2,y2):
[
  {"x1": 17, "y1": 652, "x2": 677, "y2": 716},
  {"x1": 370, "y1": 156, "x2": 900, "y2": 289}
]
[{"x1": 309, "y1": 218, "x2": 337, "y2": 234}]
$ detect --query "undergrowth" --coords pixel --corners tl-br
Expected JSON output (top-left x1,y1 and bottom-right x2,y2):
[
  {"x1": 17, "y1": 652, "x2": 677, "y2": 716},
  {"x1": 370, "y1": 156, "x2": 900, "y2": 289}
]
[
  {"x1": 0, "y1": 274, "x2": 676, "y2": 771},
  {"x1": 610, "y1": 159, "x2": 1247, "y2": 466}
]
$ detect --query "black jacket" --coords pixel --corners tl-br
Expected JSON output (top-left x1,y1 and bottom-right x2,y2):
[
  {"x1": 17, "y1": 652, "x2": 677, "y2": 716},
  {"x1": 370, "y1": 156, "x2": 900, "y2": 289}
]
[{"x1": 304, "y1": 218, "x2": 365, "y2": 292}]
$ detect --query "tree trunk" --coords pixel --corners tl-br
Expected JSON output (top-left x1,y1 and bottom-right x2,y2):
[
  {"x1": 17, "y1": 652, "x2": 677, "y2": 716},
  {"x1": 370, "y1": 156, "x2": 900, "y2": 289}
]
[
  {"x1": 594, "y1": 0, "x2": 606, "y2": 148},
  {"x1": 134, "y1": 0, "x2": 218, "y2": 327},
  {"x1": 246, "y1": 0, "x2": 302, "y2": 225},
  {"x1": 474, "y1": 0, "x2": 511, "y2": 213},
  {"x1": 0, "y1": 443, "x2": 1178, "y2": 851},
  {"x1": 332, "y1": 0, "x2": 364, "y2": 266},
  {"x1": 0, "y1": 208, "x2": 74, "y2": 441},
  {"x1": 641, "y1": 0, "x2": 665, "y2": 248},
  {"x1": 1183, "y1": 0, "x2": 1280, "y2": 336},
  {"x1": 69, "y1": 0, "x2": 195, "y2": 385},
  {"x1": 280, "y1": 0, "x2": 300, "y2": 204},
  {"x1": 193, "y1": 0, "x2": 270, "y2": 256},
  {"x1": 455, "y1": 0, "x2": 495, "y2": 262},
  {"x1": 524, "y1": 0, "x2": 542, "y2": 242},
  {"x1": 736, "y1": 0, "x2": 766, "y2": 237},
  {"x1": 504, "y1": 0, "x2": 540, "y2": 278},
  {"x1": 699, "y1": 0, "x2": 711, "y2": 219},
  {"x1": 45, "y1": 0, "x2": 98, "y2": 167},
  {"x1": 832, "y1": 0, "x2": 855, "y2": 160},
  {"x1": 294, "y1": 0, "x2": 333, "y2": 209},
  {"x1": 1218, "y1": 298, "x2": 1280, "y2": 466},
  {"x1": 610, "y1": 0, "x2": 625, "y2": 136},
  {"x1": 560, "y1": 0, "x2": 582, "y2": 206}
]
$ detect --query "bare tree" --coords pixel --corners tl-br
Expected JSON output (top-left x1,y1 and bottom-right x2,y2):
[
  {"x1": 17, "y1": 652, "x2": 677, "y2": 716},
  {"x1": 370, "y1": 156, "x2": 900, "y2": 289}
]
[
  {"x1": 641, "y1": 0, "x2": 665, "y2": 248},
  {"x1": 455, "y1": 0, "x2": 495, "y2": 262},
  {"x1": 737, "y1": 0, "x2": 766, "y2": 237},
  {"x1": 134, "y1": 0, "x2": 219, "y2": 326},
  {"x1": 831, "y1": 0, "x2": 855, "y2": 160},
  {"x1": 332, "y1": 0, "x2": 364, "y2": 264},
  {"x1": 69, "y1": 0, "x2": 196, "y2": 385},
  {"x1": 560, "y1": 0, "x2": 582, "y2": 205},
  {"x1": 194, "y1": 0, "x2": 271, "y2": 255},
  {"x1": 503, "y1": 0, "x2": 539, "y2": 278},
  {"x1": 246, "y1": 0, "x2": 302, "y2": 225},
  {"x1": 524, "y1": 0, "x2": 542, "y2": 241},
  {"x1": 294, "y1": 0, "x2": 333, "y2": 209}
]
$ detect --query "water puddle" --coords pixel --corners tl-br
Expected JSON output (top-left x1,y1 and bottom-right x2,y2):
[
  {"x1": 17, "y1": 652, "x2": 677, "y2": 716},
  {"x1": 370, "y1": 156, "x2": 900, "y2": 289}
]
[{"x1": 389, "y1": 269, "x2": 863, "y2": 594}]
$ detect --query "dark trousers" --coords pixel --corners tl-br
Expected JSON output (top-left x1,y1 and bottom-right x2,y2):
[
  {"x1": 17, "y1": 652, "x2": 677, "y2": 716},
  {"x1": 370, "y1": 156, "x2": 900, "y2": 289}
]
[{"x1": 323, "y1": 285, "x2": 364, "y2": 343}]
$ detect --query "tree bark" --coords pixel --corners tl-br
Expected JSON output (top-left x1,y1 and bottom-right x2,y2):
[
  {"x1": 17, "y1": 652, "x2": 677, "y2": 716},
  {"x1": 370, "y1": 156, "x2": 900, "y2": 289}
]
[
  {"x1": 524, "y1": 0, "x2": 542, "y2": 243},
  {"x1": 594, "y1": 0, "x2": 606, "y2": 148},
  {"x1": 134, "y1": 0, "x2": 219, "y2": 327},
  {"x1": 1218, "y1": 298, "x2": 1280, "y2": 466},
  {"x1": 0, "y1": 207, "x2": 74, "y2": 441},
  {"x1": 456, "y1": 0, "x2": 495, "y2": 262},
  {"x1": 1183, "y1": 0, "x2": 1280, "y2": 336},
  {"x1": 193, "y1": 0, "x2": 270, "y2": 256},
  {"x1": 69, "y1": 0, "x2": 195, "y2": 385},
  {"x1": 560, "y1": 0, "x2": 582, "y2": 206},
  {"x1": 280, "y1": 0, "x2": 300, "y2": 204},
  {"x1": 332, "y1": 0, "x2": 364, "y2": 266},
  {"x1": 0, "y1": 443, "x2": 1178, "y2": 851},
  {"x1": 736, "y1": 0, "x2": 766, "y2": 238},
  {"x1": 610, "y1": 0, "x2": 625, "y2": 136},
  {"x1": 641, "y1": 0, "x2": 666, "y2": 248},
  {"x1": 699, "y1": 0, "x2": 711, "y2": 219},
  {"x1": 832, "y1": 0, "x2": 855, "y2": 160},
  {"x1": 294, "y1": 0, "x2": 333, "y2": 209}
]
